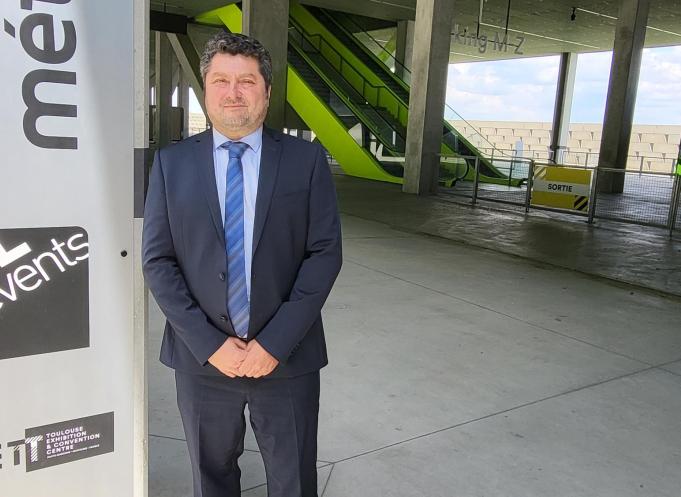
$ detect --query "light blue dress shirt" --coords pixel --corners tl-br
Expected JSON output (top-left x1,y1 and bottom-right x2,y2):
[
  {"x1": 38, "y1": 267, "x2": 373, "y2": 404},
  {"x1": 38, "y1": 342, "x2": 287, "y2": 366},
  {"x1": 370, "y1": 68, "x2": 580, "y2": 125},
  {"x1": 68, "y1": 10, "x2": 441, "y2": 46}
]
[{"x1": 213, "y1": 127, "x2": 262, "y2": 300}]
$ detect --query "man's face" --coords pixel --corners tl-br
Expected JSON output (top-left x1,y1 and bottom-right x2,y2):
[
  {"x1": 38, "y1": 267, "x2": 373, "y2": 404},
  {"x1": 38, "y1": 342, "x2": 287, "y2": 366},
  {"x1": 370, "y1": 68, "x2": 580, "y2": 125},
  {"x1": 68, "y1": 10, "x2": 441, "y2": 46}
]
[{"x1": 204, "y1": 53, "x2": 270, "y2": 139}]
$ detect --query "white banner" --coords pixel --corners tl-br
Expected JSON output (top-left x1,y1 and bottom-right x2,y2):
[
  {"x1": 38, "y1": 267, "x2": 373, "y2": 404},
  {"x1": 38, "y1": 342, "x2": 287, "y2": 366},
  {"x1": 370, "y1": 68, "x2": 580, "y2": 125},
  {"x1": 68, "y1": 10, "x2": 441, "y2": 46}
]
[{"x1": 0, "y1": 0, "x2": 135, "y2": 495}]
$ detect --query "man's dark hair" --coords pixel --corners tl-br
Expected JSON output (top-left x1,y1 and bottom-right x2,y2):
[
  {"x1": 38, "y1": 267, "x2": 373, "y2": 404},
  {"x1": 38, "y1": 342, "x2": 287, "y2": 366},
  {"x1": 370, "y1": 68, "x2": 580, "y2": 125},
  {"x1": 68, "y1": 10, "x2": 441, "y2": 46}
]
[{"x1": 200, "y1": 31, "x2": 273, "y2": 89}]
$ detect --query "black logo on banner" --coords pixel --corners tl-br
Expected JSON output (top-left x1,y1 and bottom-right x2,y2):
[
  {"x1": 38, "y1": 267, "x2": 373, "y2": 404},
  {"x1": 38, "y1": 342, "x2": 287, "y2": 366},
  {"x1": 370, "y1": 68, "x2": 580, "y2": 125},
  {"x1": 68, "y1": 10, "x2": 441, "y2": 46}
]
[
  {"x1": 2, "y1": 0, "x2": 78, "y2": 149},
  {"x1": 0, "y1": 412, "x2": 114, "y2": 472},
  {"x1": 0, "y1": 227, "x2": 89, "y2": 360}
]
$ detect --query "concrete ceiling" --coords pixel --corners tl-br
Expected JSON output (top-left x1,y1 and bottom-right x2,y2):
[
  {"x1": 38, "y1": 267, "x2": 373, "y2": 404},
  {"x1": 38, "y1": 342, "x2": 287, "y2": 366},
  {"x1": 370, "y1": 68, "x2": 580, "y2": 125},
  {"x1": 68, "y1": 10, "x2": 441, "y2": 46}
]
[{"x1": 150, "y1": 0, "x2": 681, "y2": 63}]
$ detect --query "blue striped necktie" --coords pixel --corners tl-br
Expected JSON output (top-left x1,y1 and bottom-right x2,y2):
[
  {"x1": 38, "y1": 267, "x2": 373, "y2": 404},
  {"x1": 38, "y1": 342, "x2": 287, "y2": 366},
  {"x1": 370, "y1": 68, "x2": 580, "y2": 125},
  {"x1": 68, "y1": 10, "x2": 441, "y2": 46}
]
[{"x1": 223, "y1": 141, "x2": 250, "y2": 338}]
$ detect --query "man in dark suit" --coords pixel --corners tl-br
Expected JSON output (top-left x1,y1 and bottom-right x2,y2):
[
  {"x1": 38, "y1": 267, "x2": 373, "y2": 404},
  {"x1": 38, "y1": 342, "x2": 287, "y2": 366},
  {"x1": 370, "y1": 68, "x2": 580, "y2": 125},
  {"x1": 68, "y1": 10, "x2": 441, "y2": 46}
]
[{"x1": 142, "y1": 32, "x2": 342, "y2": 497}]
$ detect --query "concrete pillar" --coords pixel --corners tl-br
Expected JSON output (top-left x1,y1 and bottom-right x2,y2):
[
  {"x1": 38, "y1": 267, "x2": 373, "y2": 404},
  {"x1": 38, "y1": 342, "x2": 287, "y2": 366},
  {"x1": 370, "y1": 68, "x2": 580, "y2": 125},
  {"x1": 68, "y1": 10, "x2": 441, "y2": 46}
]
[
  {"x1": 403, "y1": 0, "x2": 454, "y2": 195},
  {"x1": 155, "y1": 31, "x2": 173, "y2": 147},
  {"x1": 597, "y1": 0, "x2": 650, "y2": 193},
  {"x1": 178, "y1": 70, "x2": 190, "y2": 139},
  {"x1": 550, "y1": 52, "x2": 577, "y2": 164},
  {"x1": 242, "y1": 0, "x2": 289, "y2": 131},
  {"x1": 395, "y1": 20, "x2": 415, "y2": 81},
  {"x1": 133, "y1": 1, "x2": 149, "y2": 496}
]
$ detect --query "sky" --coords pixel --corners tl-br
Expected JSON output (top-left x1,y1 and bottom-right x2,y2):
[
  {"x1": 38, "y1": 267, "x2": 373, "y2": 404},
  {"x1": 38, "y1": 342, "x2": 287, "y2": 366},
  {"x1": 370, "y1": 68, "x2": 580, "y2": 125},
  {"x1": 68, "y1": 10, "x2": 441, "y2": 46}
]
[
  {"x1": 445, "y1": 45, "x2": 681, "y2": 125},
  {"x1": 189, "y1": 46, "x2": 681, "y2": 125}
]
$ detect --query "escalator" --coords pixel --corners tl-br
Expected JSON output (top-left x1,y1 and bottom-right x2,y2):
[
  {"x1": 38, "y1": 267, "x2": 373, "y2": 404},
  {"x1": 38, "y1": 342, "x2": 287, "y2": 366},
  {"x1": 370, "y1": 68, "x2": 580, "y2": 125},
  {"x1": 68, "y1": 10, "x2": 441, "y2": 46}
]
[
  {"x1": 305, "y1": 6, "x2": 410, "y2": 103},
  {"x1": 288, "y1": 18, "x2": 406, "y2": 156},
  {"x1": 293, "y1": 4, "x2": 520, "y2": 186},
  {"x1": 288, "y1": 22, "x2": 464, "y2": 181},
  {"x1": 287, "y1": 47, "x2": 399, "y2": 178}
]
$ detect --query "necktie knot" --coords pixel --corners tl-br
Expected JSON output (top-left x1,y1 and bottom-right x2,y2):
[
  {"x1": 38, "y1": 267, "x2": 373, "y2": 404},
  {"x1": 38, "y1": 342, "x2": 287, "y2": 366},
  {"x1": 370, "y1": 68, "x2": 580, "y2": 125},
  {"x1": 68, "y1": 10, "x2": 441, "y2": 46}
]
[{"x1": 225, "y1": 141, "x2": 248, "y2": 160}]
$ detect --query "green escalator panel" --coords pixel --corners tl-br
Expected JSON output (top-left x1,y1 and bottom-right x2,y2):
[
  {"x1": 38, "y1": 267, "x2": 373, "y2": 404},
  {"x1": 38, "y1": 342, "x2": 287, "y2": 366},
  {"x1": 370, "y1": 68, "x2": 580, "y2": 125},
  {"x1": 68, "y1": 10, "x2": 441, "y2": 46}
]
[{"x1": 287, "y1": 67, "x2": 400, "y2": 183}]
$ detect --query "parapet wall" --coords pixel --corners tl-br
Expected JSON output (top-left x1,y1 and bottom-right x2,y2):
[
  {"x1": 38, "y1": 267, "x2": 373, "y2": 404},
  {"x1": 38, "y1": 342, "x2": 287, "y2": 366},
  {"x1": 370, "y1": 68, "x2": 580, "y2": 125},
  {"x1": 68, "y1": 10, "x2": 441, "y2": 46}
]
[{"x1": 450, "y1": 120, "x2": 681, "y2": 172}]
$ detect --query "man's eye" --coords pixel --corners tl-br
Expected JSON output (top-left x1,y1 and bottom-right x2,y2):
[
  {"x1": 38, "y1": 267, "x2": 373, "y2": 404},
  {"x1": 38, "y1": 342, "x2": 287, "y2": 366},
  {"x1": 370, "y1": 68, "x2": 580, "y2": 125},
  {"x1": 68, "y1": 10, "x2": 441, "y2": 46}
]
[{"x1": 241, "y1": 80, "x2": 255, "y2": 85}]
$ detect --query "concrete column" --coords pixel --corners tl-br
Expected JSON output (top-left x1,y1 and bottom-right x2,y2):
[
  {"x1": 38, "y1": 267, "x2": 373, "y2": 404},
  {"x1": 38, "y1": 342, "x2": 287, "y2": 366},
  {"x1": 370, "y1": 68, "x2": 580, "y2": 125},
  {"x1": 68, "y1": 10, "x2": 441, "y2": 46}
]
[
  {"x1": 242, "y1": 0, "x2": 289, "y2": 131},
  {"x1": 178, "y1": 70, "x2": 190, "y2": 139},
  {"x1": 550, "y1": 52, "x2": 578, "y2": 164},
  {"x1": 133, "y1": 1, "x2": 149, "y2": 496},
  {"x1": 155, "y1": 31, "x2": 174, "y2": 147},
  {"x1": 395, "y1": 20, "x2": 415, "y2": 81},
  {"x1": 597, "y1": 0, "x2": 650, "y2": 193},
  {"x1": 403, "y1": 0, "x2": 454, "y2": 195}
]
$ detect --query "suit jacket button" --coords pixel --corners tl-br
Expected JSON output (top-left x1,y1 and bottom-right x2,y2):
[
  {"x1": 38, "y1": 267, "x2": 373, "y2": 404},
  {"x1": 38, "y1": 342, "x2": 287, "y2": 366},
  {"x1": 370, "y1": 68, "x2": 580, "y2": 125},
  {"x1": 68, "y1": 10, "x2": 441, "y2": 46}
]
[
  {"x1": 218, "y1": 272, "x2": 225, "y2": 281},
  {"x1": 220, "y1": 315, "x2": 227, "y2": 322}
]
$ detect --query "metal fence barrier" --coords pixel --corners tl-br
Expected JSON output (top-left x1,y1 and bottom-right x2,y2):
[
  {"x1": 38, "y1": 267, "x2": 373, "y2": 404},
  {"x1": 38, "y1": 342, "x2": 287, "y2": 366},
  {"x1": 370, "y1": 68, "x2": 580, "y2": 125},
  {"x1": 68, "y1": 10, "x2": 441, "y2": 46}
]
[
  {"x1": 591, "y1": 168, "x2": 676, "y2": 228},
  {"x1": 439, "y1": 155, "x2": 681, "y2": 237}
]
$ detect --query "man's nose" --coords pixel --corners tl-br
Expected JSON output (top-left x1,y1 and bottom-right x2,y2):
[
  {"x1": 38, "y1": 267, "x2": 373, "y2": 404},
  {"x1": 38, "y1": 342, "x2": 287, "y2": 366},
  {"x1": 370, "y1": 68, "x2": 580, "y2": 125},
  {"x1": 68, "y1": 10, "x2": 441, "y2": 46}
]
[{"x1": 224, "y1": 82, "x2": 240, "y2": 99}]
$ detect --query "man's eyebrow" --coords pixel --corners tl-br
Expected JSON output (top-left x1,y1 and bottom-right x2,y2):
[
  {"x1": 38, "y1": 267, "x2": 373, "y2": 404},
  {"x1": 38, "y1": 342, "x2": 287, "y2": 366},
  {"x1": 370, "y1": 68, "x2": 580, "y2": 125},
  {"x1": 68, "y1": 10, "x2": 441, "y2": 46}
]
[{"x1": 209, "y1": 71, "x2": 258, "y2": 78}]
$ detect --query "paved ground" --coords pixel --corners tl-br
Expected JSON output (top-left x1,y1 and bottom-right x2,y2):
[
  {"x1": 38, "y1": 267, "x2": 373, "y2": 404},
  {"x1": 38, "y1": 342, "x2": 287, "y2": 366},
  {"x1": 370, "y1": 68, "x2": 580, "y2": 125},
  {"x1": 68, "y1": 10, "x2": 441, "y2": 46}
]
[
  {"x1": 149, "y1": 175, "x2": 681, "y2": 496},
  {"x1": 337, "y1": 175, "x2": 681, "y2": 296}
]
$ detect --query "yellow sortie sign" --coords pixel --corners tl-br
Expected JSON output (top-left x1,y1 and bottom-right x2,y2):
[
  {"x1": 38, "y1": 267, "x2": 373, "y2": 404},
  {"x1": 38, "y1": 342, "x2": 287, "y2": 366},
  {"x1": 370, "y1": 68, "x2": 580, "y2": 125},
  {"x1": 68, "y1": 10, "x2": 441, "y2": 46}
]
[{"x1": 531, "y1": 166, "x2": 593, "y2": 212}]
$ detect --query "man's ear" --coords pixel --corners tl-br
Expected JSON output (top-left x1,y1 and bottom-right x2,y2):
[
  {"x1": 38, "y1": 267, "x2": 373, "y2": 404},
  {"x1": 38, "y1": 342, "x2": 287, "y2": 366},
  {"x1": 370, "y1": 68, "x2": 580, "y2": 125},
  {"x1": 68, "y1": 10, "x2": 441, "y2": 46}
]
[{"x1": 267, "y1": 86, "x2": 272, "y2": 100}]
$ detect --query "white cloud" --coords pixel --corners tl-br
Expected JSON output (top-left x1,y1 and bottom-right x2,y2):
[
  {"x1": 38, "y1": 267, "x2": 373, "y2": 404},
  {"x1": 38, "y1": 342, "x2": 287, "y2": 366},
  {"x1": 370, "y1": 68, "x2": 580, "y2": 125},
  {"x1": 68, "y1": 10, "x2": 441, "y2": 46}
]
[
  {"x1": 446, "y1": 46, "x2": 681, "y2": 125},
  {"x1": 446, "y1": 55, "x2": 560, "y2": 121}
]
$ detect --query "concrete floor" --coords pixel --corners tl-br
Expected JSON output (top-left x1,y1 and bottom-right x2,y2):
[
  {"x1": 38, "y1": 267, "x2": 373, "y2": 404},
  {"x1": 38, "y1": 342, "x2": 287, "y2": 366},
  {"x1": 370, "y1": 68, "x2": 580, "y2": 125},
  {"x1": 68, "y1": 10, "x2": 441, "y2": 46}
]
[{"x1": 149, "y1": 175, "x2": 681, "y2": 497}]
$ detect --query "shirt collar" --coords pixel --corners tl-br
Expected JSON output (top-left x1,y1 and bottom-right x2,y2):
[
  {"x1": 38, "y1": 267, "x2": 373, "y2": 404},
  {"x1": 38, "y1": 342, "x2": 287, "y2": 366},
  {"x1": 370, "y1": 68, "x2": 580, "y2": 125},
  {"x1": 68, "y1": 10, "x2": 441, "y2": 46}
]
[{"x1": 212, "y1": 126, "x2": 263, "y2": 154}]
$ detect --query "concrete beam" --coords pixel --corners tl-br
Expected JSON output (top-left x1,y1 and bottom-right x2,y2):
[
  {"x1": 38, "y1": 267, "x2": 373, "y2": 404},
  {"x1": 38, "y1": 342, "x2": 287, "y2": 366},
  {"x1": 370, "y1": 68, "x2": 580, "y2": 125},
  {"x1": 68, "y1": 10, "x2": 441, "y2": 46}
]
[
  {"x1": 550, "y1": 52, "x2": 577, "y2": 164},
  {"x1": 167, "y1": 32, "x2": 207, "y2": 116},
  {"x1": 403, "y1": 0, "x2": 454, "y2": 195},
  {"x1": 597, "y1": 0, "x2": 650, "y2": 193},
  {"x1": 242, "y1": 0, "x2": 289, "y2": 131},
  {"x1": 150, "y1": 10, "x2": 187, "y2": 34}
]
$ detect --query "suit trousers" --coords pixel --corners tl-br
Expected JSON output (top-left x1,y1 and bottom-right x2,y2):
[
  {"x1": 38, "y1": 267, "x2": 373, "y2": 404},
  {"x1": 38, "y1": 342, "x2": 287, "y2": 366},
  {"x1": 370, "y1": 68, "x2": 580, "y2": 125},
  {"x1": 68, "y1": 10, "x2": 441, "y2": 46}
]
[{"x1": 175, "y1": 369, "x2": 321, "y2": 497}]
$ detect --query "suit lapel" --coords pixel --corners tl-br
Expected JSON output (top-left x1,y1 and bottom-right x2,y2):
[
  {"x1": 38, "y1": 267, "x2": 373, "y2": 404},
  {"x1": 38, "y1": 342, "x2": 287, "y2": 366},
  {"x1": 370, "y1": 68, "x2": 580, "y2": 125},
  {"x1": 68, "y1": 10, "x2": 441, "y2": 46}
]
[
  {"x1": 252, "y1": 128, "x2": 282, "y2": 257},
  {"x1": 195, "y1": 129, "x2": 225, "y2": 247}
]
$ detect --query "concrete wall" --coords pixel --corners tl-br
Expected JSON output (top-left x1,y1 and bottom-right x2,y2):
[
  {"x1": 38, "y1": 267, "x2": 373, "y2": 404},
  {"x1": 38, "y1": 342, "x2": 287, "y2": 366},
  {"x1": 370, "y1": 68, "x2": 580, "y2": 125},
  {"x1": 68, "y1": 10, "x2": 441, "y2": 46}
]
[{"x1": 451, "y1": 120, "x2": 681, "y2": 173}]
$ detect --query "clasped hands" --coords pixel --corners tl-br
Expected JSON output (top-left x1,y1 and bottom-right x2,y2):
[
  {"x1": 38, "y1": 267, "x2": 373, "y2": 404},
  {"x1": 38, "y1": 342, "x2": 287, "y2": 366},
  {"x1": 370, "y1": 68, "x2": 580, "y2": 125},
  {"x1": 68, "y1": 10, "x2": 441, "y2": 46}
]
[{"x1": 208, "y1": 337, "x2": 279, "y2": 378}]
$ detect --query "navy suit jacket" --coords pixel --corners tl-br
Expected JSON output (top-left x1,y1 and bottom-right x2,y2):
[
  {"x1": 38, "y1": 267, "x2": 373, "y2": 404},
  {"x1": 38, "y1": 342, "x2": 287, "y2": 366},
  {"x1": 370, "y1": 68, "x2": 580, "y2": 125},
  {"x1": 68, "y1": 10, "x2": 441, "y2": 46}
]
[{"x1": 142, "y1": 127, "x2": 342, "y2": 378}]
